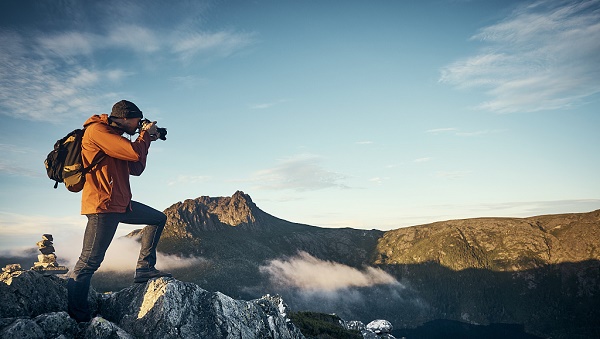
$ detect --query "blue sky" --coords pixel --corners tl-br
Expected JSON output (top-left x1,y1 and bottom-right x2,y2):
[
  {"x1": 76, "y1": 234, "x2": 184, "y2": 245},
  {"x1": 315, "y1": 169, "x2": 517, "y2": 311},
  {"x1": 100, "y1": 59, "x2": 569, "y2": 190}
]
[{"x1": 1, "y1": 0, "x2": 599, "y2": 251}]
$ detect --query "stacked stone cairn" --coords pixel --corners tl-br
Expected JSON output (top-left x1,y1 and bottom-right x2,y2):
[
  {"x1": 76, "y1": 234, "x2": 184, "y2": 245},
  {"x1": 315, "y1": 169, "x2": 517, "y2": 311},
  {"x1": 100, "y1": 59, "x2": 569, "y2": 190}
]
[{"x1": 31, "y1": 234, "x2": 69, "y2": 275}]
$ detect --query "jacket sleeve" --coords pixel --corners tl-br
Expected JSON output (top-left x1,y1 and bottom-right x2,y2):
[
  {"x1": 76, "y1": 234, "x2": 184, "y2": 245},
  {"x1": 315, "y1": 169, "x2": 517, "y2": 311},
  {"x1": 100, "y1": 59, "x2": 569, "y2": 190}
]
[
  {"x1": 128, "y1": 131, "x2": 151, "y2": 176},
  {"x1": 86, "y1": 124, "x2": 151, "y2": 166}
]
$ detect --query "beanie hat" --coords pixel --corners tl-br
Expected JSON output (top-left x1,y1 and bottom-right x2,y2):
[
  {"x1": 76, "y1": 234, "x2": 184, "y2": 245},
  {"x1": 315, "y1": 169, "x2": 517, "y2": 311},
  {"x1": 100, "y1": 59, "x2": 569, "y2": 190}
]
[{"x1": 110, "y1": 100, "x2": 143, "y2": 119}]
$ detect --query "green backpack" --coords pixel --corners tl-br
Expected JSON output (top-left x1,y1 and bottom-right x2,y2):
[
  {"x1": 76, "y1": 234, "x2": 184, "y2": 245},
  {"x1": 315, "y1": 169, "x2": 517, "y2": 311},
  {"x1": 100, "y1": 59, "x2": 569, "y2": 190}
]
[{"x1": 44, "y1": 128, "x2": 105, "y2": 192}]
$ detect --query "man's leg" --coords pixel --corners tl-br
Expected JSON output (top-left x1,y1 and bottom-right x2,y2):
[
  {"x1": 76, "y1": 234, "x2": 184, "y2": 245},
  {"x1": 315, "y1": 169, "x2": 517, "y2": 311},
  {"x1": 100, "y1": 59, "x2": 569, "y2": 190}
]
[
  {"x1": 120, "y1": 201, "x2": 170, "y2": 281},
  {"x1": 67, "y1": 213, "x2": 120, "y2": 322}
]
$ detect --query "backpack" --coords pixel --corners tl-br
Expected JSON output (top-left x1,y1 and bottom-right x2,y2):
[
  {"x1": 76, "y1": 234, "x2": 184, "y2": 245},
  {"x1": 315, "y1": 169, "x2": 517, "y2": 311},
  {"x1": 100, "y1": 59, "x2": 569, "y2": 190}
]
[{"x1": 44, "y1": 128, "x2": 105, "y2": 192}]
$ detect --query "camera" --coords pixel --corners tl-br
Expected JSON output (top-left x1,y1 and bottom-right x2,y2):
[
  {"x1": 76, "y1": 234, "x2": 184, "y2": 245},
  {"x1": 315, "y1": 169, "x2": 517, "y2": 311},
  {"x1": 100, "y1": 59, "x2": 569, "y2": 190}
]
[{"x1": 140, "y1": 118, "x2": 167, "y2": 140}]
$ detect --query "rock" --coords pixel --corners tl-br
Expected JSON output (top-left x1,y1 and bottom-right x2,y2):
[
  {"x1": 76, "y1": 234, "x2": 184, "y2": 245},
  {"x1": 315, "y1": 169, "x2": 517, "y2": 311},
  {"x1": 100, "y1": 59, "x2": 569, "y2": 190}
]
[
  {"x1": 362, "y1": 319, "x2": 395, "y2": 338},
  {"x1": 2, "y1": 264, "x2": 23, "y2": 273},
  {"x1": 84, "y1": 317, "x2": 133, "y2": 339},
  {"x1": 0, "y1": 318, "x2": 45, "y2": 338},
  {"x1": 0, "y1": 313, "x2": 129, "y2": 339},
  {"x1": 98, "y1": 277, "x2": 305, "y2": 338},
  {"x1": 342, "y1": 319, "x2": 396, "y2": 339},
  {"x1": 33, "y1": 312, "x2": 77, "y2": 338},
  {"x1": 0, "y1": 270, "x2": 67, "y2": 318},
  {"x1": 38, "y1": 253, "x2": 57, "y2": 263},
  {"x1": 31, "y1": 234, "x2": 68, "y2": 275},
  {"x1": 366, "y1": 319, "x2": 393, "y2": 334},
  {"x1": 1, "y1": 268, "x2": 305, "y2": 338},
  {"x1": 342, "y1": 319, "x2": 365, "y2": 331}
]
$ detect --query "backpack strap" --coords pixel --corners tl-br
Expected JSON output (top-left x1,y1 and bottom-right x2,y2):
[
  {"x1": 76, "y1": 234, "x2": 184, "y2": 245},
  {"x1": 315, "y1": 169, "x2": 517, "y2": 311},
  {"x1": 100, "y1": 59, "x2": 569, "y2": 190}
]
[{"x1": 82, "y1": 151, "x2": 106, "y2": 174}]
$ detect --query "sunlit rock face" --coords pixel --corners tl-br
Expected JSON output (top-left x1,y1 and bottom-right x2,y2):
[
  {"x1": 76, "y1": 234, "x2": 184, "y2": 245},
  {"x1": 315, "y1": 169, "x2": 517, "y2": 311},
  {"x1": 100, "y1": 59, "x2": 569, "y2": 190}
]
[
  {"x1": 99, "y1": 277, "x2": 305, "y2": 339},
  {"x1": 0, "y1": 268, "x2": 304, "y2": 339}
]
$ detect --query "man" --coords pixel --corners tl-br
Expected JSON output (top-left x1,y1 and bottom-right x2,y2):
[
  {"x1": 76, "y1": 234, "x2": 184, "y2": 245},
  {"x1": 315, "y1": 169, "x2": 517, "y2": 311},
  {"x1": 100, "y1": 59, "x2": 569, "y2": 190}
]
[{"x1": 67, "y1": 100, "x2": 171, "y2": 323}]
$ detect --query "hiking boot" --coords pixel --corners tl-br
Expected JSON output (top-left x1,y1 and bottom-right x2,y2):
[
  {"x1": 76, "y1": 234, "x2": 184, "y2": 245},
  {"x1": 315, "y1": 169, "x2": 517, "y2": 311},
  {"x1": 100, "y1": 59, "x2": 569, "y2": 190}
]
[{"x1": 134, "y1": 268, "x2": 172, "y2": 283}]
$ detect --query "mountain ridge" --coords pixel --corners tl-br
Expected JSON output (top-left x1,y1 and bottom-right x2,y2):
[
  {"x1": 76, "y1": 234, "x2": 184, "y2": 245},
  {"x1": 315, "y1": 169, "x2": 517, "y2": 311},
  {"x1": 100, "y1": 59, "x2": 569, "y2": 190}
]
[
  {"x1": 374, "y1": 209, "x2": 600, "y2": 271},
  {"x1": 3, "y1": 191, "x2": 598, "y2": 338},
  {"x1": 143, "y1": 191, "x2": 599, "y2": 338}
]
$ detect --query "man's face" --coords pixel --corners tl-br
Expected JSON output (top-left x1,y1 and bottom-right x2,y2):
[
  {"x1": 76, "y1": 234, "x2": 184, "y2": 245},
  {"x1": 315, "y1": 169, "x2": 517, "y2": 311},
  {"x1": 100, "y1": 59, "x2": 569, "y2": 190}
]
[{"x1": 122, "y1": 117, "x2": 141, "y2": 135}]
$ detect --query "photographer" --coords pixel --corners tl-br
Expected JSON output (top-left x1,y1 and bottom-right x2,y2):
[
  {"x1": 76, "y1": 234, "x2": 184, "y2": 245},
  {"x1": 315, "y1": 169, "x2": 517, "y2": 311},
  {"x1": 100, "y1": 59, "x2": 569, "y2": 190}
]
[{"x1": 67, "y1": 100, "x2": 171, "y2": 323}]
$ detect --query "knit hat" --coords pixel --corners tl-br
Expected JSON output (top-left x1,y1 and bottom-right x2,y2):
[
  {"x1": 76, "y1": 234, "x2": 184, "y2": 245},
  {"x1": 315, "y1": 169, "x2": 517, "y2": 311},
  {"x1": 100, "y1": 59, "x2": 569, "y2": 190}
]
[{"x1": 110, "y1": 100, "x2": 143, "y2": 119}]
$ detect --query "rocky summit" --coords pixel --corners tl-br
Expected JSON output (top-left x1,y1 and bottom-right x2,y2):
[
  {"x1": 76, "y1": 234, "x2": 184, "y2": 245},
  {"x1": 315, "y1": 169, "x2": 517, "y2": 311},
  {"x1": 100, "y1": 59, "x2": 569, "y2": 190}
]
[{"x1": 0, "y1": 267, "x2": 304, "y2": 338}]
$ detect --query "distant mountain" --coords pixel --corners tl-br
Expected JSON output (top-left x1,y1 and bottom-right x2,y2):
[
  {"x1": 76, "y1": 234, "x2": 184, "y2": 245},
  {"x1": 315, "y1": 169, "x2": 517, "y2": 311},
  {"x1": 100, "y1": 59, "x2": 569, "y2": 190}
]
[
  {"x1": 370, "y1": 210, "x2": 600, "y2": 338},
  {"x1": 373, "y1": 210, "x2": 600, "y2": 270},
  {"x1": 133, "y1": 191, "x2": 383, "y2": 297},
  {"x1": 112, "y1": 191, "x2": 600, "y2": 338}
]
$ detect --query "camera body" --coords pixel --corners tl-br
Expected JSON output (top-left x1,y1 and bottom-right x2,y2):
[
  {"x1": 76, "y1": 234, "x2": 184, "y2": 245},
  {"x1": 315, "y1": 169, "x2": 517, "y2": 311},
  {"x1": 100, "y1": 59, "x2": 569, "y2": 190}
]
[{"x1": 140, "y1": 118, "x2": 167, "y2": 140}]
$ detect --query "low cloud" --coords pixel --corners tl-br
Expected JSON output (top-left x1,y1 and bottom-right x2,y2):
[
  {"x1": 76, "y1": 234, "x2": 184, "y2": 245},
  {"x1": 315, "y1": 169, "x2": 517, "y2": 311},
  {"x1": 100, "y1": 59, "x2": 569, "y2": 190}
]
[
  {"x1": 0, "y1": 222, "x2": 206, "y2": 274},
  {"x1": 260, "y1": 251, "x2": 398, "y2": 292},
  {"x1": 58, "y1": 235, "x2": 207, "y2": 273},
  {"x1": 257, "y1": 251, "x2": 427, "y2": 321}
]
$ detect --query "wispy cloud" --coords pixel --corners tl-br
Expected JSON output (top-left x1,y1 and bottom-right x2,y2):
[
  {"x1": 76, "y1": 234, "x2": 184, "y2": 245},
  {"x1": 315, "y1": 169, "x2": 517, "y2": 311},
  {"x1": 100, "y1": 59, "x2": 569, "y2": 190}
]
[
  {"x1": 249, "y1": 99, "x2": 287, "y2": 110},
  {"x1": 440, "y1": 0, "x2": 600, "y2": 113},
  {"x1": 426, "y1": 128, "x2": 457, "y2": 134},
  {"x1": 0, "y1": 161, "x2": 42, "y2": 177},
  {"x1": 369, "y1": 177, "x2": 390, "y2": 185},
  {"x1": 413, "y1": 157, "x2": 432, "y2": 163},
  {"x1": 249, "y1": 154, "x2": 351, "y2": 191},
  {"x1": 172, "y1": 30, "x2": 256, "y2": 62},
  {"x1": 0, "y1": 144, "x2": 35, "y2": 154},
  {"x1": 0, "y1": 4, "x2": 256, "y2": 122},
  {"x1": 427, "y1": 127, "x2": 500, "y2": 137},
  {"x1": 425, "y1": 198, "x2": 600, "y2": 220}
]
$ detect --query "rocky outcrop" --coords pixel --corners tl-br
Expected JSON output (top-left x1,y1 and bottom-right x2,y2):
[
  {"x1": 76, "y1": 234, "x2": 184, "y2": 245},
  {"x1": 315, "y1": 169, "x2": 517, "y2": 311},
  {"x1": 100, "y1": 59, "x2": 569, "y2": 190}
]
[
  {"x1": 0, "y1": 267, "x2": 305, "y2": 339},
  {"x1": 0, "y1": 267, "x2": 68, "y2": 318},
  {"x1": 98, "y1": 278, "x2": 304, "y2": 338},
  {"x1": 163, "y1": 190, "x2": 273, "y2": 233},
  {"x1": 342, "y1": 319, "x2": 396, "y2": 339}
]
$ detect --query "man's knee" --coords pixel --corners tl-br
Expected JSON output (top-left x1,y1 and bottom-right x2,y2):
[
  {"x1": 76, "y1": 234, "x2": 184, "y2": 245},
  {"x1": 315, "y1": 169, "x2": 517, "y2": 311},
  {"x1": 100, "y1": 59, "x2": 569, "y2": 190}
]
[{"x1": 158, "y1": 212, "x2": 167, "y2": 227}]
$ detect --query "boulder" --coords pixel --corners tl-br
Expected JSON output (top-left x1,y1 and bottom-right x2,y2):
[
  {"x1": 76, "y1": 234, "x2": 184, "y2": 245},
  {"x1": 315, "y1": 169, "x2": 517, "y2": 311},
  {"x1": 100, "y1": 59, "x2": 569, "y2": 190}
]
[
  {"x1": 0, "y1": 270, "x2": 68, "y2": 318},
  {"x1": 98, "y1": 277, "x2": 305, "y2": 338},
  {"x1": 1, "y1": 267, "x2": 305, "y2": 338}
]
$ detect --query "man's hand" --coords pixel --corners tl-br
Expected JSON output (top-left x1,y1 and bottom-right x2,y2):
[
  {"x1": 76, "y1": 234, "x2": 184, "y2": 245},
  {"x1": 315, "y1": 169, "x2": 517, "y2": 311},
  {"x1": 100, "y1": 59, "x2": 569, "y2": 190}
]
[{"x1": 142, "y1": 121, "x2": 159, "y2": 141}]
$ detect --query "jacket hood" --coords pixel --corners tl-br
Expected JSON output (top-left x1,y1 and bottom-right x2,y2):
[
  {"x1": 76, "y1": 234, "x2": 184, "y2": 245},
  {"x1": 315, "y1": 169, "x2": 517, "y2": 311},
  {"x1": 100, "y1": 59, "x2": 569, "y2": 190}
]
[{"x1": 83, "y1": 114, "x2": 109, "y2": 128}]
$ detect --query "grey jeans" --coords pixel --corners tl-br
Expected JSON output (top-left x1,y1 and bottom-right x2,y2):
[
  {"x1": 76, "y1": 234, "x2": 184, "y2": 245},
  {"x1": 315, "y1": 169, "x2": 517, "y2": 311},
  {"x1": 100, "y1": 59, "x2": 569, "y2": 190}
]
[{"x1": 67, "y1": 201, "x2": 167, "y2": 322}]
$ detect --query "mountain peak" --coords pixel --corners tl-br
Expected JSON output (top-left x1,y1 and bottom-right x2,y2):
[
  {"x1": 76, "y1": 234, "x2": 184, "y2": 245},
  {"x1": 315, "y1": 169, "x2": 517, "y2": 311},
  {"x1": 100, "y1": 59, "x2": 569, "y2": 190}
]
[{"x1": 162, "y1": 191, "x2": 271, "y2": 235}]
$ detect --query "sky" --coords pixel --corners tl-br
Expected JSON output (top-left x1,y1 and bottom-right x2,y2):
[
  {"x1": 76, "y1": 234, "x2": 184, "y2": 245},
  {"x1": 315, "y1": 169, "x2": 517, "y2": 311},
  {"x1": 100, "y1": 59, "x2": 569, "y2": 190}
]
[{"x1": 1, "y1": 0, "x2": 599, "y2": 252}]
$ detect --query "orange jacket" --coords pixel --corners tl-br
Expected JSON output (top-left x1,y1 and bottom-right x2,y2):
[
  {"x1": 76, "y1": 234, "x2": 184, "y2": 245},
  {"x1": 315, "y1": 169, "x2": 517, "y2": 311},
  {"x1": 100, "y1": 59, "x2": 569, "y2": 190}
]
[{"x1": 80, "y1": 114, "x2": 152, "y2": 214}]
